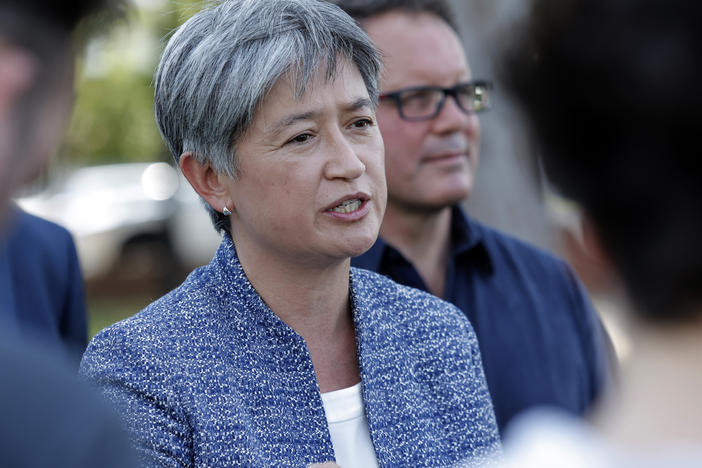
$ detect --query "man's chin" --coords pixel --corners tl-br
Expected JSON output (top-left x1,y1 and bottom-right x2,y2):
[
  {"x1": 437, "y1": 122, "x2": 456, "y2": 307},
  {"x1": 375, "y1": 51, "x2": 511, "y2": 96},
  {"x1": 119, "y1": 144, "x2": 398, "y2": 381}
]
[
  {"x1": 387, "y1": 182, "x2": 473, "y2": 213},
  {"x1": 388, "y1": 196, "x2": 467, "y2": 216},
  {"x1": 422, "y1": 187, "x2": 472, "y2": 210}
]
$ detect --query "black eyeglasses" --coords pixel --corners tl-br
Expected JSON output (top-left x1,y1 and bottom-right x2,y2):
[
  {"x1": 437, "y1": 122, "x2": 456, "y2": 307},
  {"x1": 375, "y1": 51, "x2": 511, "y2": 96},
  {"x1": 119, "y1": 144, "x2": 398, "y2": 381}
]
[{"x1": 379, "y1": 80, "x2": 493, "y2": 121}]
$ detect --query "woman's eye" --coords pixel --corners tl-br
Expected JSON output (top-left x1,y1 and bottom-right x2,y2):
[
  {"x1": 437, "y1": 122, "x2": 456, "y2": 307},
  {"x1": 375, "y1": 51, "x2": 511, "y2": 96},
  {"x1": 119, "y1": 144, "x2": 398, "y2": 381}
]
[
  {"x1": 352, "y1": 118, "x2": 373, "y2": 129},
  {"x1": 287, "y1": 133, "x2": 312, "y2": 144}
]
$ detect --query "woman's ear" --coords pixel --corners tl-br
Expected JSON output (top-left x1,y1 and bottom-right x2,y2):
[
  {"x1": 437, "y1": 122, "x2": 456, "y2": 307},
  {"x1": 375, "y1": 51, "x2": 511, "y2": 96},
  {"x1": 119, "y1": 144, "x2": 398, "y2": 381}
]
[
  {"x1": 179, "y1": 152, "x2": 233, "y2": 215},
  {"x1": 581, "y1": 215, "x2": 612, "y2": 268},
  {"x1": 573, "y1": 213, "x2": 621, "y2": 294}
]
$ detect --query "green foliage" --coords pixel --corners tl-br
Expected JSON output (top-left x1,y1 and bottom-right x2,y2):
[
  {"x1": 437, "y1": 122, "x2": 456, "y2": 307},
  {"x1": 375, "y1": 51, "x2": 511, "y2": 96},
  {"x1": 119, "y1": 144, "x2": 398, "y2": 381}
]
[
  {"x1": 61, "y1": 0, "x2": 207, "y2": 166},
  {"x1": 63, "y1": 68, "x2": 166, "y2": 164}
]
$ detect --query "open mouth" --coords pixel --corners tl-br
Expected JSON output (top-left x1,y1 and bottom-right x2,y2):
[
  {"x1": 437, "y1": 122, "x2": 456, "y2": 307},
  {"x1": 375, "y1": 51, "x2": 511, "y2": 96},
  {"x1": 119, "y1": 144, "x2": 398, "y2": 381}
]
[{"x1": 329, "y1": 198, "x2": 362, "y2": 213}]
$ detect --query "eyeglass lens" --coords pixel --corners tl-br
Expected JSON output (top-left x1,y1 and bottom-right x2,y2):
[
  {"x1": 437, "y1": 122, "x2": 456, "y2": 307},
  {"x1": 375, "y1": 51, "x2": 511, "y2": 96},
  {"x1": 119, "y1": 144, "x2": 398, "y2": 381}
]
[{"x1": 398, "y1": 83, "x2": 490, "y2": 119}]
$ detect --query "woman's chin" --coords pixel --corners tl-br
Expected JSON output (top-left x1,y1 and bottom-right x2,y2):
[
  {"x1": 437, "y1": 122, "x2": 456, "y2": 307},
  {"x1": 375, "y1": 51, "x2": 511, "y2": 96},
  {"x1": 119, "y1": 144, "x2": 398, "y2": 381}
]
[{"x1": 342, "y1": 233, "x2": 379, "y2": 259}]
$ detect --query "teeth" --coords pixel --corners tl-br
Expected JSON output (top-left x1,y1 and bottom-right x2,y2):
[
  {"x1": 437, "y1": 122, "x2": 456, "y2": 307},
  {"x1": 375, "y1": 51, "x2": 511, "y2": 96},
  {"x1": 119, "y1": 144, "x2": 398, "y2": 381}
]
[{"x1": 330, "y1": 198, "x2": 362, "y2": 213}]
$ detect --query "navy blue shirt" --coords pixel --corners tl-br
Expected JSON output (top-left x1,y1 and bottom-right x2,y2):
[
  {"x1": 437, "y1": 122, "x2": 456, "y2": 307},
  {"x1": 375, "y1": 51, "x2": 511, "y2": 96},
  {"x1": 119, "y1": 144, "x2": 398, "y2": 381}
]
[{"x1": 353, "y1": 206, "x2": 611, "y2": 433}]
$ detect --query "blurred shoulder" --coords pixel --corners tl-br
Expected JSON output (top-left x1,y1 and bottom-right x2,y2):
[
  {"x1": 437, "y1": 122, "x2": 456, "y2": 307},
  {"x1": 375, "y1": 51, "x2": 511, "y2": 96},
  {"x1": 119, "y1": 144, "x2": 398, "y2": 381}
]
[
  {"x1": 0, "y1": 330, "x2": 137, "y2": 467},
  {"x1": 6, "y1": 207, "x2": 74, "y2": 247}
]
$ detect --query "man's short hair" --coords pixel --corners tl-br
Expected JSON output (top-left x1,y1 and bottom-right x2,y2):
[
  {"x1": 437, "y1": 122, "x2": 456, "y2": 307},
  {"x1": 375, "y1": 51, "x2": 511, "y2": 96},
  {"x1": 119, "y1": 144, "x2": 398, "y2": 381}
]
[{"x1": 331, "y1": 0, "x2": 459, "y2": 33}]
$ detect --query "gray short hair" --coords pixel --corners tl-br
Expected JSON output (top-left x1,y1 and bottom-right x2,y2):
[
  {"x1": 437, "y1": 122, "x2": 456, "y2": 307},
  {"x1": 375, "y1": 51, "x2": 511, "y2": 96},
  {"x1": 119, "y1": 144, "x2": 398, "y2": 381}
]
[{"x1": 154, "y1": 0, "x2": 382, "y2": 235}]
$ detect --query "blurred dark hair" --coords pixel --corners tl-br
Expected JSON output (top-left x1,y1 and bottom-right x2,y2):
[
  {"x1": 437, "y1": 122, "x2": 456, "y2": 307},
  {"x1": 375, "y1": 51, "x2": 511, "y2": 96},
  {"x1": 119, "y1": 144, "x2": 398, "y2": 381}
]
[
  {"x1": 0, "y1": 1, "x2": 124, "y2": 61},
  {"x1": 502, "y1": 0, "x2": 702, "y2": 321},
  {"x1": 330, "y1": 0, "x2": 458, "y2": 33},
  {"x1": 0, "y1": 1, "x2": 125, "y2": 171},
  {"x1": 1, "y1": 1, "x2": 114, "y2": 32}
]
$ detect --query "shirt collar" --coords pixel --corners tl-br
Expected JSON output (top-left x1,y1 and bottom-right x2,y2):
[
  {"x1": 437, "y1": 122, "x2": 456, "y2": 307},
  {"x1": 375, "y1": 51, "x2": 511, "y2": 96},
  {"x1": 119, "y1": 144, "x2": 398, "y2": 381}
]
[
  {"x1": 352, "y1": 205, "x2": 493, "y2": 272},
  {"x1": 351, "y1": 234, "x2": 388, "y2": 272},
  {"x1": 449, "y1": 206, "x2": 494, "y2": 272}
]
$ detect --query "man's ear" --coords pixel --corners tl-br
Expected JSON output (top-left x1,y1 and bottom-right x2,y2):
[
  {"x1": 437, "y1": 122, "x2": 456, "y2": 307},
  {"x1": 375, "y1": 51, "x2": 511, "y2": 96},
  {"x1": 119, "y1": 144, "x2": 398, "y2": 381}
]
[
  {"x1": 0, "y1": 45, "x2": 35, "y2": 161},
  {"x1": 179, "y1": 152, "x2": 233, "y2": 215},
  {"x1": 0, "y1": 44, "x2": 35, "y2": 114}
]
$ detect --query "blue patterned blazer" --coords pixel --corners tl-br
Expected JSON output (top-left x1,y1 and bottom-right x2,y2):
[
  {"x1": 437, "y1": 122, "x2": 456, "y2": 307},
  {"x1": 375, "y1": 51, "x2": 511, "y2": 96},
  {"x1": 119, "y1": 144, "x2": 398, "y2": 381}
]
[{"x1": 80, "y1": 235, "x2": 500, "y2": 467}]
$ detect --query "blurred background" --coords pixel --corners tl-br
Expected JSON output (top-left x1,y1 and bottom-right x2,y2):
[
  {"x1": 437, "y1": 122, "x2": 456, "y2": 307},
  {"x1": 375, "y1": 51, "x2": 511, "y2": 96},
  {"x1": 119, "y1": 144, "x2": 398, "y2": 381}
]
[
  {"x1": 16, "y1": 0, "x2": 223, "y2": 337},
  {"x1": 15, "y1": 0, "x2": 629, "y2": 361}
]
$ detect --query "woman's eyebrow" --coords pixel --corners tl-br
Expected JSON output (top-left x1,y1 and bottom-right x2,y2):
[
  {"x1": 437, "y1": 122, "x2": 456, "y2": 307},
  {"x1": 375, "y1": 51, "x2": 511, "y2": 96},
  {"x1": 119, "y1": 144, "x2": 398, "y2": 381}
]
[
  {"x1": 268, "y1": 97, "x2": 373, "y2": 135},
  {"x1": 269, "y1": 111, "x2": 318, "y2": 135},
  {"x1": 343, "y1": 97, "x2": 373, "y2": 113}
]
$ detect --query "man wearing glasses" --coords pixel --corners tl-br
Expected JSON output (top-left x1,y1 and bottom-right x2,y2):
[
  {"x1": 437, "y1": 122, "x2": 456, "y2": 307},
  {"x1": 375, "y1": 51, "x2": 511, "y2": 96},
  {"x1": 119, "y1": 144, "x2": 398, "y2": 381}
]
[{"x1": 337, "y1": 0, "x2": 613, "y2": 434}]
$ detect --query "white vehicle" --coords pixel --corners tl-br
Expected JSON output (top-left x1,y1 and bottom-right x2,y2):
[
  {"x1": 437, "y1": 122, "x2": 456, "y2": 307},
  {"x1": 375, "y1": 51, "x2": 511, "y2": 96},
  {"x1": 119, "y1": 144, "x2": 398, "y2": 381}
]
[{"x1": 17, "y1": 162, "x2": 221, "y2": 285}]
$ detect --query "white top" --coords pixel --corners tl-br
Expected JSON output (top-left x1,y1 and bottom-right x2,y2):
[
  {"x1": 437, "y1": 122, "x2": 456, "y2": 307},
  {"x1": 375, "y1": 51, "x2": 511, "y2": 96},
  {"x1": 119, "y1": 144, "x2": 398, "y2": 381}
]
[
  {"x1": 500, "y1": 408, "x2": 702, "y2": 468},
  {"x1": 320, "y1": 383, "x2": 379, "y2": 468}
]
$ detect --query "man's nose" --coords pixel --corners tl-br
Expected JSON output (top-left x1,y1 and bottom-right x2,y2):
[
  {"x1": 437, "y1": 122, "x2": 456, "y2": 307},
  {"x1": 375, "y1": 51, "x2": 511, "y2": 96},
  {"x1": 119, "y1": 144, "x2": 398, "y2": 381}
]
[{"x1": 431, "y1": 94, "x2": 475, "y2": 135}]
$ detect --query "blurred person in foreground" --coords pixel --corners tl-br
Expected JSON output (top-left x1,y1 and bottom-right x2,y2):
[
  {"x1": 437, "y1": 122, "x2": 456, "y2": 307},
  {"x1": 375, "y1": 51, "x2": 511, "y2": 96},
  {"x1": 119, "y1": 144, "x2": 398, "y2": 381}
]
[
  {"x1": 1, "y1": 44, "x2": 88, "y2": 365},
  {"x1": 336, "y1": 0, "x2": 613, "y2": 433},
  {"x1": 0, "y1": 1, "x2": 136, "y2": 467},
  {"x1": 79, "y1": 0, "x2": 501, "y2": 466},
  {"x1": 499, "y1": 0, "x2": 702, "y2": 465}
]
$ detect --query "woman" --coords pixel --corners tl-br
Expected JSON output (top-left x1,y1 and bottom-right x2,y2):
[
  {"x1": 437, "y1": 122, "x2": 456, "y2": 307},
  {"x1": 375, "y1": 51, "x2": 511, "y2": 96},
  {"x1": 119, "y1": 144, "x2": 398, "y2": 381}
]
[
  {"x1": 80, "y1": 1, "x2": 500, "y2": 466},
  {"x1": 499, "y1": 0, "x2": 702, "y2": 465}
]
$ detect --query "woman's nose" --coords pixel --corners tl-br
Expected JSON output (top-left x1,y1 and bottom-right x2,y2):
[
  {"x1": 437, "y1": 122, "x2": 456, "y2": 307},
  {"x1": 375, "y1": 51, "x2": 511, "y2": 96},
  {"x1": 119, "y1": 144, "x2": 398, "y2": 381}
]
[{"x1": 324, "y1": 132, "x2": 366, "y2": 180}]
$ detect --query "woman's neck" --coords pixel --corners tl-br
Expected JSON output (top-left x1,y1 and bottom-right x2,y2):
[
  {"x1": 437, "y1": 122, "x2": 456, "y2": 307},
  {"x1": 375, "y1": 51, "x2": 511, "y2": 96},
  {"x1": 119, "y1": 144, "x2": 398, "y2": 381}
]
[
  {"x1": 237, "y1": 247, "x2": 351, "y2": 331},
  {"x1": 234, "y1": 240, "x2": 360, "y2": 392},
  {"x1": 593, "y1": 314, "x2": 702, "y2": 447}
]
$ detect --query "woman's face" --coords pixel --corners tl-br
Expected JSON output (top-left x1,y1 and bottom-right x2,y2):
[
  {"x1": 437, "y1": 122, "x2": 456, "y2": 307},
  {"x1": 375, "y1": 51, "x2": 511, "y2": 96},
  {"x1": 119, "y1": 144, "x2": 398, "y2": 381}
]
[{"x1": 225, "y1": 59, "x2": 386, "y2": 267}]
